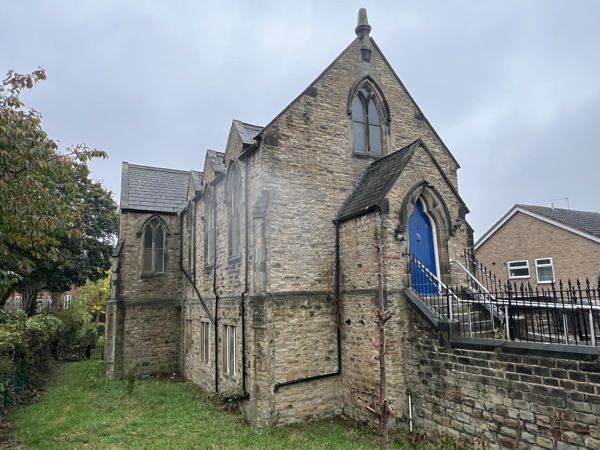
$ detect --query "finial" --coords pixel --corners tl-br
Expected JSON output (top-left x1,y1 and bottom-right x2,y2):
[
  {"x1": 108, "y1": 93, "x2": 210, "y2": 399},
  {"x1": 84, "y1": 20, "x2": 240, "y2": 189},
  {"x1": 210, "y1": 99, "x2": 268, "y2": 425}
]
[{"x1": 355, "y1": 8, "x2": 371, "y2": 39}]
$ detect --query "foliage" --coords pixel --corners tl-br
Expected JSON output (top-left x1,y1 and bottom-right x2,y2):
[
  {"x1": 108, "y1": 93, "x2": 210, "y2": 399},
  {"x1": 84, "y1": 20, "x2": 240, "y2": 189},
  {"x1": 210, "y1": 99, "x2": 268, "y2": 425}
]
[
  {"x1": 0, "y1": 69, "x2": 118, "y2": 309},
  {"x1": 8, "y1": 361, "x2": 460, "y2": 450},
  {"x1": 0, "y1": 69, "x2": 106, "y2": 277},
  {"x1": 126, "y1": 366, "x2": 136, "y2": 395},
  {"x1": 0, "y1": 311, "x2": 62, "y2": 416},
  {"x1": 54, "y1": 299, "x2": 97, "y2": 348},
  {"x1": 79, "y1": 270, "x2": 110, "y2": 320},
  {"x1": 0, "y1": 301, "x2": 102, "y2": 419}
]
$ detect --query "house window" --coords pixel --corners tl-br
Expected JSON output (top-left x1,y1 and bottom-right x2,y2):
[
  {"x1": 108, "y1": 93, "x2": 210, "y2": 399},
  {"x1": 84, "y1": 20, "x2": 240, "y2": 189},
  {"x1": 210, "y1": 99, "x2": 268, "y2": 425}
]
[
  {"x1": 204, "y1": 189, "x2": 215, "y2": 266},
  {"x1": 227, "y1": 165, "x2": 242, "y2": 258},
  {"x1": 200, "y1": 321, "x2": 210, "y2": 364},
  {"x1": 222, "y1": 324, "x2": 236, "y2": 376},
  {"x1": 351, "y1": 87, "x2": 382, "y2": 155},
  {"x1": 535, "y1": 258, "x2": 555, "y2": 283},
  {"x1": 508, "y1": 260, "x2": 530, "y2": 279},
  {"x1": 142, "y1": 218, "x2": 165, "y2": 273},
  {"x1": 64, "y1": 294, "x2": 73, "y2": 309}
]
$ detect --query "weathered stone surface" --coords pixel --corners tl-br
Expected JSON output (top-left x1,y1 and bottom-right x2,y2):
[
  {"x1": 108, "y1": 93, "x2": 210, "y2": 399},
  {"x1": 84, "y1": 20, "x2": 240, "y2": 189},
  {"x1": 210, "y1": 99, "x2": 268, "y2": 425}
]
[{"x1": 104, "y1": 13, "x2": 600, "y2": 450}]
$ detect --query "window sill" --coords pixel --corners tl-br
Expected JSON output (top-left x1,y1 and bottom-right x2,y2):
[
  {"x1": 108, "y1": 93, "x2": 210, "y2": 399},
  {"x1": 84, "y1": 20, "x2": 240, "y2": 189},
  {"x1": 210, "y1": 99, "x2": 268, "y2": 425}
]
[
  {"x1": 141, "y1": 272, "x2": 165, "y2": 279},
  {"x1": 353, "y1": 151, "x2": 382, "y2": 160},
  {"x1": 228, "y1": 255, "x2": 241, "y2": 267}
]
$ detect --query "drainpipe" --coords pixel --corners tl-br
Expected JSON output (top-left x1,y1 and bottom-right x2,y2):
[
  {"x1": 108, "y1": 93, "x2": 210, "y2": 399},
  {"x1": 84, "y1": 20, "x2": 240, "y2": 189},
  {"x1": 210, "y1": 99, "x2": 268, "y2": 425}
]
[
  {"x1": 179, "y1": 206, "x2": 215, "y2": 324},
  {"x1": 240, "y1": 156, "x2": 249, "y2": 398},
  {"x1": 212, "y1": 189, "x2": 219, "y2": 394},
  {"x1": 273, "y1": 220, "x2": 343, "y2": 392}
]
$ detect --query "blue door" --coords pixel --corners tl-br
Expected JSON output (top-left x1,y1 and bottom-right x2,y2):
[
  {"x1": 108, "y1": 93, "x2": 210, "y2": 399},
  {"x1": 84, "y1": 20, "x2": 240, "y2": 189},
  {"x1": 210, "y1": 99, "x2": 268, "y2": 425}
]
[{"x1": 408, "y1": 200, "x2": 438, "y2": 294}]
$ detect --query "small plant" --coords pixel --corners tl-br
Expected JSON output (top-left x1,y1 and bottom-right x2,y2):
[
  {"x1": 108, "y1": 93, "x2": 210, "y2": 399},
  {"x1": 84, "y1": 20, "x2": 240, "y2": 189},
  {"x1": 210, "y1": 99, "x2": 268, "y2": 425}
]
[
  {"x1": 214, "y1": 389, "x2": 246, "y2": 413},
  {"x1": 550, "y1": 412, "x2": 564, "y2": 450},
  {"x1": 126, "y1": 366, "x2": 136, "y2": 395}
]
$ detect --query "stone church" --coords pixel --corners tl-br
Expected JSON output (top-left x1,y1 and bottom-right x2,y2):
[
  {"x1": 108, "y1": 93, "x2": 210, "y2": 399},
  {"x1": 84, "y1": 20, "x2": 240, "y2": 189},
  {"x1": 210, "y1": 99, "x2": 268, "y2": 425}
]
[{"x1": 106, "y1": 10, "x2": 472, "y2": 427}]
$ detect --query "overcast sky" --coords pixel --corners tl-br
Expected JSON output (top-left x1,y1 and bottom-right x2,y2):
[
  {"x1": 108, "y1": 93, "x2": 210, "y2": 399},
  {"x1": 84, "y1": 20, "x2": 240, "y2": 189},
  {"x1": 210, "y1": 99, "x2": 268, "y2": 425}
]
[{"x1": 2, "y1": 0, "x2": 599, "y2": 238}]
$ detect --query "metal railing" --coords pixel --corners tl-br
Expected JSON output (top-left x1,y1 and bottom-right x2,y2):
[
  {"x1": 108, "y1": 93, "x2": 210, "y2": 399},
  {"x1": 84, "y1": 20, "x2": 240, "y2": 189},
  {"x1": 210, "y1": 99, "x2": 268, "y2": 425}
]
[
  {"x1": 54, "y1": 344, "x2": 104, "y2": 361},
  {"x1": 408, "y1": 253, "x2": 600, "y2": 347},
  {"x1": 407, "y1": 253, "x2": 460, "y2": 321}
]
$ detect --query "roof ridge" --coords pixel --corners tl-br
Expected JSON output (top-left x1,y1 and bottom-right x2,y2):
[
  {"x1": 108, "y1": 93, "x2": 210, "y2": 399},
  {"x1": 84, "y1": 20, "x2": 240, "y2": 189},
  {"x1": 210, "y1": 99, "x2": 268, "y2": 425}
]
[
  {"x1": 369, "y1": 139, "x2": 422, "y2": 167},
  {"x1": 127, "y1": 163, "x2": 191, "y2": 174},
  {"x1": 517, "y1": 203, "x2": 600, "y2": 215},
  {"x1": 233, "y1": 119, "x2": 263, "y2": 129}
]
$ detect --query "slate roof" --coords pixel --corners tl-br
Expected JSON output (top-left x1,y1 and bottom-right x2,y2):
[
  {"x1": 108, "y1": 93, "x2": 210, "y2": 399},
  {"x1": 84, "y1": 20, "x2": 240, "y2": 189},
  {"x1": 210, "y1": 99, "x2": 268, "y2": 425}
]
[
  {"x1": 121, "y1": 162, "x2": 191, "y2": 213},
  {"x1": 516, "y1": 204, "x2": 600, "y2": 239},
  {"x1": 337, "y1": 140, "x2": 421, "y2": 221},
  {"x1": 233, "y1": 120, "x2": 263, "y2": 145},
  {"x1": 206, "y1": 149, "x2": 226, "y2": 173}
]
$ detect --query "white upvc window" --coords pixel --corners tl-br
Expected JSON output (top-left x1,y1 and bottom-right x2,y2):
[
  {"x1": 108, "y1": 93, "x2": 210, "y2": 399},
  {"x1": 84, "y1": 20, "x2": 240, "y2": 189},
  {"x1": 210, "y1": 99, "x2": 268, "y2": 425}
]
[
  {"x1": 222, "y1": 324, "x2": 236, "y2": 377},
  {"x1": 508, "y1": 260, "x2": 530, "y2": 279},
  {"x1": 64, "y1": 294, "x2": 73, "y2": 308},
  {"x1": 535, "y1": 258, "x2": 555, "y2": 284}
]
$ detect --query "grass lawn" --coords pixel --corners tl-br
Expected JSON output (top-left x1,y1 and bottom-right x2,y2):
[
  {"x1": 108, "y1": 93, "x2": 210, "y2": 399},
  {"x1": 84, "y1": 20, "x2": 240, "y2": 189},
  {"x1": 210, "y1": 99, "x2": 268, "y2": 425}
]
[{"x1": 7, "y1": 361, "x2": 454, "y2": 450}]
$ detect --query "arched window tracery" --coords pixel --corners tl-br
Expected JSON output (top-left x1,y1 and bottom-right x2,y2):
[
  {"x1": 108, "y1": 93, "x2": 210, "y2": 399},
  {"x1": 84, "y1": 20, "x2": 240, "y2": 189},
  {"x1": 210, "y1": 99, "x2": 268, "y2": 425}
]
[
  {"x1": 351, "y1": 85, "x2": 382, "y2": 155},
  {"x1": 142, "y1": 217, "x2": 165, "y2": 273}
]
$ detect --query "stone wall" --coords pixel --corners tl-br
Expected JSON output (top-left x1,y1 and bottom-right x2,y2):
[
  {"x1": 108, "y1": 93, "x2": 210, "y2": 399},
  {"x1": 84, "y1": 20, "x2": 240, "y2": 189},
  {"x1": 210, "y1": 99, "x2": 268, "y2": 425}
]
[
  {"x1": 476, "y1": 211, "x2": 600, "y2": 288},
  {"x1": 248, "y1": 293, "x2": 341, "y2": 426},
  {"x1": 261, "y1": 36, "x2": 461, "y2": 294},
  {"x1": 106, "y1": 210, "x2": 183, "y2": 377},
  {"x1": 123, "y1": 300, "x2": 180, "y2": 375},
  {"x1": 403, "y1": 298, "x2": 600, "y2": 450}
]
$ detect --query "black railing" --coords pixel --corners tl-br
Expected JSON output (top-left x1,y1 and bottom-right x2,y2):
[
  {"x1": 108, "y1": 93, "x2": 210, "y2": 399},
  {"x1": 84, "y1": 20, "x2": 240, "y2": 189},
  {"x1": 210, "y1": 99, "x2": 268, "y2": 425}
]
[
  {"x1": 407, "y1": 253, "x2": 459, "y2": 320},
  {"x1": 408, "y1": 253, "x2": 600, "y2": 347},
  {"x1": 54, "y1": 344, "x2": 104, "y2": 361},
  {"x1": 463, "y1": 249, "x2": 506, "y2": 295}
]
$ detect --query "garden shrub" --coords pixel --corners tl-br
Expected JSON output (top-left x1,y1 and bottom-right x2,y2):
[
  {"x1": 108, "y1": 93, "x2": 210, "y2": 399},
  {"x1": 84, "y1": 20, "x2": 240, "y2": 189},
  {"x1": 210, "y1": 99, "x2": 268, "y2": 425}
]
[
  {"x1": 0, "y1": 310, "x2": 63, "y2": 417},
  {"x1": 55, "y1": 299, "x2": 98, "y2": 348}
]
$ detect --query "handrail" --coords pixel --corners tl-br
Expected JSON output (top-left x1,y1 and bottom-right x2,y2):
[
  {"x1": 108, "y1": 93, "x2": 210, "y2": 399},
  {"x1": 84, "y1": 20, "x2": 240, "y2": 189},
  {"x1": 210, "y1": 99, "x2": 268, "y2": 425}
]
[
  {"x1": 451, "y1": 258, "x2": 503, "y2": 334},
  {"x1": 408, "y1": 254, "x2": 460, "y2": 321},
  {"x1": 464, "y1": 249, "x2": 505, "y2": 293},
  {"x1": 450, "y1": 259, "x2": 496, "y2": 300}
]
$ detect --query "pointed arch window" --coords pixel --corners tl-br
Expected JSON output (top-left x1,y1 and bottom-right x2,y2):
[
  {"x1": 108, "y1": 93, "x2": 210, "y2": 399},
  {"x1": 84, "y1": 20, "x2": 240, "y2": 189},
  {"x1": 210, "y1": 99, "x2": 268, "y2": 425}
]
[
  {"x1": 226, "y1": 165, "x2": 242, "y2": 258},
  {"x1": 204, "y1": 188, "x2": 215, "y2": 266},
  {"x1": 142, "y1": 218, "x2": 165, "y2": 273},
  {"x1": 351, "y1": 86, "x2": 382, "y2": 155}
]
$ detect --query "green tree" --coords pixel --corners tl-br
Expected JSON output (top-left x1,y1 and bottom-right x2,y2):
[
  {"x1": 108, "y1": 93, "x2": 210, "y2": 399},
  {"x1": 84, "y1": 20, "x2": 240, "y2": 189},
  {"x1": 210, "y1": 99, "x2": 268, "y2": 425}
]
[
  {"x1": 79, "y1": 271, "x2": 110, "y2": 322},
  {"x1": 0, "y1": 69, "x2": 117, "y2": 311}
]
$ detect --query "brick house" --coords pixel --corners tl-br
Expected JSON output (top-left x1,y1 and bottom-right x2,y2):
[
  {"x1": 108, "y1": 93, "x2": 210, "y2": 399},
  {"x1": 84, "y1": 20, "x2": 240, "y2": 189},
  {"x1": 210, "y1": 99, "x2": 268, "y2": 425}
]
[
  {"x1": 4, "y1": 285, "x2": 79, "y2": 312},
  {"x1": 105, "y1": 10, "x2": 473, "y2": 426},
  {"x1": 475, "y1": 204, "x2": 600, "y2": 288}
]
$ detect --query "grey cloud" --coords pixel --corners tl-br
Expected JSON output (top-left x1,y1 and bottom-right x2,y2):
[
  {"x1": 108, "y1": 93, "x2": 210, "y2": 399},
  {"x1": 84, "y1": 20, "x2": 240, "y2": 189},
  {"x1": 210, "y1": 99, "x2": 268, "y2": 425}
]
[{"x1": 2, "y1": 0, "x2": 599, "y2": 238}]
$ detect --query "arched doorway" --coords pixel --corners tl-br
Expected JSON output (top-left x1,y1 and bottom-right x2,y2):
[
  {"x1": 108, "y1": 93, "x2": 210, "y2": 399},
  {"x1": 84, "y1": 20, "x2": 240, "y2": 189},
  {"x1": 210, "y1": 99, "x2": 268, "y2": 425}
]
[{"x1": 408, "y1": 199, "x2": 439, "y2": 294}]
